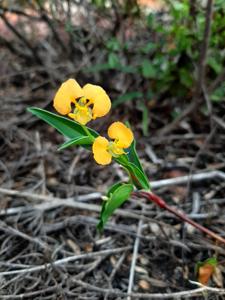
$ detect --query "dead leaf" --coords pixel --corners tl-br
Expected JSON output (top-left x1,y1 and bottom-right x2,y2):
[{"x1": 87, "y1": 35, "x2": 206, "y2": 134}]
[
  {"x1": 197, "y1": 257, "x2": 217, "y2": 285},
  {"x1": 212, "y1": 266, "x2": 224, "y2": 288},
  {"x1": 135, "y1": 266, "x2": 148, "y2": 275},
  {"x1": 198, "y1": 264, "x2": 215, "y2": 285},
  {"x1": 84, "y1": 243, "x2": 93, "y2": 252},
  {"x1": 67, "y1": 239, "x2": 81, "y2": 254},
  {"x1": 138, "y1": 279, "x2": 150, "y2": 290}
]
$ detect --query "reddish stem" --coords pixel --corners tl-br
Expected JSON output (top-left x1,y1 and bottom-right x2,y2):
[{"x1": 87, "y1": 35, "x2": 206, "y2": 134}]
[{"x1": 133, "y1": 191, "x2": 225, "y2": 245}]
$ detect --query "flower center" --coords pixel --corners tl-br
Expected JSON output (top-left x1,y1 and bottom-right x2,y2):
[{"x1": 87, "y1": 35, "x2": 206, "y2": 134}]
[
  {"x1": 107, "y1": 141, "x2": 124, "y2": 157},
  {"x1": 68, "y1": 97, "x2": 93, "y2": 125}
]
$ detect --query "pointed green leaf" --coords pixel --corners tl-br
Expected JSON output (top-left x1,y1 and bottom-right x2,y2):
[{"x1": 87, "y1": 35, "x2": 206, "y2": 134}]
[
  {"x1": 195, "y1": 257, "x2": 218, "y2": 275},
  {"x1": 58, "y1": 136, "x2": 93, "y2": 150},
  {"x1": 141, "y1": 104, "x2": 149, "y2": 136},
  {"x1": 113, "y1": 92, "x2": 143, "y2": 108},
  {"x1": 108, "y1": 53, "x2": 120, "y2": 68},
  {"x1": 28, "y1": 107, "x2": 98, "y2": 139},
  {"x1": 141, "y1": 60, "x2": 156, "y2": 79},
  {"x1": 127, "y1": 140, "x2": 144, "y2": 173},
  {"x1": 97, "y1": 201, "x2": 108, "y2": 232},
  {"x1": 105, "y1": 184, "x2": 133, "y2": 217},
  {"x1": 107, "y1": 182, "x2": 124, "y2": 197},
  {"x1": 116, "y1": 155, "x2": 150, "y2": 190},
  {"x1": 98, "y1": 183, "x2": 133, "y2": 230},
  {"x1": 128, "y1": 162, "x2": 150, "y2": 190}
]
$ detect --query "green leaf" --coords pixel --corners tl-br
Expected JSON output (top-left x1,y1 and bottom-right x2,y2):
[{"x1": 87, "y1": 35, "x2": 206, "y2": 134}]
[
  {"x1": 140, "y1": 103, "x2": 149, "y2": 136},
  {"x1": 179, "y1": 68, "x2": 193, "y2": 88},
  {"x1": 91, "y1": 0, "x2": 107, "y2": 8},
  {"x1": 211, "y1": 84, "x2": 225, "y2": 102},
  {"x1": 171, "y1": 1, "x2": 189, "y2": 18},
  {"x1": 207, "y1": 57, "x2": 222, "y2": 74},
  {"x1": 127, "y1": 140, "x2": 144, "y2": 174},
  {"x1": 106, "y1": 38, "x2": 121, "y2": 51},
  {"x1": 108, "y1": 53, "x2": 120, "y2": 68},
  {"x1": 116, "y1": 155, "x2": 150, "y2": 190},
  {"x1": 147, "y1": 13, "x2": 156, "y2": 29},
  {"x1": 113, "y1": 92, "x2": 143, "y2": 108},
  {"x1": 141, "y1": 60, "x2": 156, "y2": 79},
  {"x1": 106, "y1": 182, "x2": 124, "y2": 197},
  {"x1": 86, "y1": 63, "x2": 112, "y2": 73},
  {"x1": 128, "y1": 162, "x2": 150, "y2": 190},
  {"x1": 118, "y1": 65, "x2": 137, "y2": 74},
  {"x1": 86, "y1": 63, "x2": 137, "y2": 74},
  {"x1": 98, "y1": 183, "x2": 133, "y2": 230},
  {"x1": 140, "y1": 42, "x2": 157, "y2": 54},
  {"x1": 28, "y1": 107, "x2": 98, "y2": 139},
  {"x1": 58, "y1": 136, "x2": 93, "y2": 150},
  {"x1": 195, "y1": 257, "x2": 218, "y2": 275}
]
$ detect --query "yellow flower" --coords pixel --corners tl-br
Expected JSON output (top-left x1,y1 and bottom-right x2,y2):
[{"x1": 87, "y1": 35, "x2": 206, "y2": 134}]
[
  {"x1": 92, "y1": 122, "x2": 134, "y2": 165},
  {"x1": 53, "y1": 79, "x2": 111, "y2": 125}
]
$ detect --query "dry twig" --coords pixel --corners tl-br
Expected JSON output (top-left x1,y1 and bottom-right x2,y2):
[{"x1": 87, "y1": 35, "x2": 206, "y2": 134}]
[
  {"x1": 69, "y1": 279, "x2": 225, "y2": 299},
  {"x1": 0, "y1": 246, "x2": 131, "y2": 276}
]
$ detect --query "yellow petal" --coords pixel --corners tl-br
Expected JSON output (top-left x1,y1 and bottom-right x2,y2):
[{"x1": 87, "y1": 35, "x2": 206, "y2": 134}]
[
  {"x1": 53, "y1": 79, "x2": 83, "y2": 115},
  {"x1": 92, "y1": 136, "x2": 112, "y2": 165},
  {"x1": 108, "y1": 122, "x2": 134, "y2": 148},
  {"x1": 83, "y1": 84, "x2": 111, "y2": 118}
]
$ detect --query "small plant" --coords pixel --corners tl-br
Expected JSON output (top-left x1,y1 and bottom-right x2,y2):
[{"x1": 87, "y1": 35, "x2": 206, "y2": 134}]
[
  {"x1": 28, "y1": 79, "x2": 225, "y2": 242},
  {"x1": 196, "y1": 257, "x2": 218, "y2": 286},
  {"x1": 28, "y1": 78, "x2": 149, "y2": 230}
]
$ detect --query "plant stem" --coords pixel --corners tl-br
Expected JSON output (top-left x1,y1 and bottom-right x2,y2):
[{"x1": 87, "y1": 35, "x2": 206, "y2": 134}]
[
  {"x1": 81, "y1": 125, "x2": 95, "y2": 142},
  {"x1": 133, "y1": 191, "x2": 225, "y2": 245}
]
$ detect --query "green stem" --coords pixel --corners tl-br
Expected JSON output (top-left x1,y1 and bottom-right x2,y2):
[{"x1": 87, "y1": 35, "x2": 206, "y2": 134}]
[{"x1": 81, "y1": 125, "x2": 95, "y2": 142}]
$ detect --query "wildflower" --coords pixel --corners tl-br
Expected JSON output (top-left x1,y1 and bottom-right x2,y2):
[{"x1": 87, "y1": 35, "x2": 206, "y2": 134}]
[
  {"x1": 53, "y1": 79, "x2": 111, "y2": 125},
  {"x1": 92, "y1": 122, "x2": 133, "y2": 165}
]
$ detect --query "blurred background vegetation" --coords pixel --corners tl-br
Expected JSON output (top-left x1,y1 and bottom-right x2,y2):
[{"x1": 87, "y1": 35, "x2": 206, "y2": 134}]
[{"x1": 0, "y1": 0, "x2": 224, "y2": 135}]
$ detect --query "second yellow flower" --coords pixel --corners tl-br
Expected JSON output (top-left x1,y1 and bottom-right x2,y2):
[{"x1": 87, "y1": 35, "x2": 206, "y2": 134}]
[{"x1": 92, "y1": 122, "x2": 134, "y2": 165}]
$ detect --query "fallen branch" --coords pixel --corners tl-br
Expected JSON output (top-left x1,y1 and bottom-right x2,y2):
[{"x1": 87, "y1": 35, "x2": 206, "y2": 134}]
[
  {"x1": 151, "y1": 171, "x2": 225, "y2": 189},
  {"x1": 1, "y1": 170, "x2": 224, "y2": 203},
  {"x1": 0, "y1": 285, "x2": 62, "y2": 299},
  {"x1": 70, "y1": 278, "x2": 225, "y2": 299},
  {"x1": 0, "y1": 246, "x2": 130, "y2": 276},
  {"x1": 1, "y1": 171, "x2": 225, "y2": 245},
  {"x1": 0, "y1": 220, "x2": 49, "y2": 251}
]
